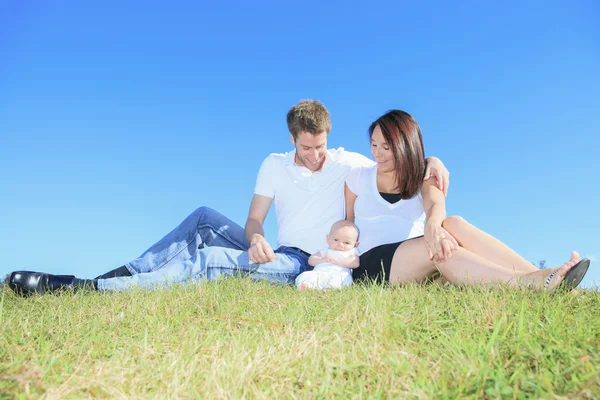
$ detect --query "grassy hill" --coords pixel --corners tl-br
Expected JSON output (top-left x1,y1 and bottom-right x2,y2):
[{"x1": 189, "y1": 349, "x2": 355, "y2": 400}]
[{"x1": 1, "y1": 279, "x2": 599, "y2": 398}]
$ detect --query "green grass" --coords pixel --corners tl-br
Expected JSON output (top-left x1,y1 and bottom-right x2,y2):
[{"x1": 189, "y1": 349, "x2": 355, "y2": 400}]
[{"x1": 1, "y1": 279, "x2": 599, "y2": 399}]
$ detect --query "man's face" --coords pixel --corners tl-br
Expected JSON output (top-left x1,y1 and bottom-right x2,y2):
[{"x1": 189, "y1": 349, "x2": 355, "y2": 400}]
[{"x1": 291, "y1": 131, "x2": 328, "y2": 172}]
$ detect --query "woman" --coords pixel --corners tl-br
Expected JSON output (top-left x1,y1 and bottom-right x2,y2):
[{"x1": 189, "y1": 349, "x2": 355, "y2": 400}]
[{"x1": 345, "y1": 110, "x2": 590, "y2": 291}]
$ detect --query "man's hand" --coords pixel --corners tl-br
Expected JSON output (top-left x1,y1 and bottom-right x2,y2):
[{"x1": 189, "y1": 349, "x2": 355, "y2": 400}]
[
  {"x1": 424, "y1": 157, "x2": 450, "y2": 196},
  {"x1": 245, "y1": 195, "x2": 274, "y2": 263},
  {"x1": 248, "y1": 234, "x2": 276, "y2": 264}
]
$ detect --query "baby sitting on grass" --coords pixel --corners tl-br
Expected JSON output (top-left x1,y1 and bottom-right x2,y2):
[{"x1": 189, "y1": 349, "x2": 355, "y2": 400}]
[{"x1": 296, "y1": 220, "x2": 360, "y2": 290}]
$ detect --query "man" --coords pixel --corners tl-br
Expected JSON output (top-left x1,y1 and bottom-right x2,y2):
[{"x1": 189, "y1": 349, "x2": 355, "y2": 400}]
[{"x1": 8, "y1": 100, "x2": 449, "y2": 295}]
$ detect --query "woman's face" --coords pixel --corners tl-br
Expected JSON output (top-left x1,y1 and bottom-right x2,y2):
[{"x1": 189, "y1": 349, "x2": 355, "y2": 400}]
[{"x1": 370, "y1": 125, "x2": 395, "y2": 173}]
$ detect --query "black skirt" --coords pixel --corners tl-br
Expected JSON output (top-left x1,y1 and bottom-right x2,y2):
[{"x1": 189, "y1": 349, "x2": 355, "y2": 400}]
[{"x1": 354, "y1": 236, "x2": 424, "y2": 283}]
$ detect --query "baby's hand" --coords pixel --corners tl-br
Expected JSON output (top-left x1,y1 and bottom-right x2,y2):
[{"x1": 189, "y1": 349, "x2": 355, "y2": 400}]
[{"x1": 327, "y1": 255, "x2": 343, "y2": 265}]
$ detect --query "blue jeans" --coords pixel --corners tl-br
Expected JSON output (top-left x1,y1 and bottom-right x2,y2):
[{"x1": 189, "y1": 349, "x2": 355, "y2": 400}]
[{"x1": 96, "y1": 207, "x2": 310, "y2": 291}]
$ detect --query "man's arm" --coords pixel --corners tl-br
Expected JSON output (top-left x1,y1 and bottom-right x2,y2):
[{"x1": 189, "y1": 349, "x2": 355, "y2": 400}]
[
  {"x1": 424, "y1": 156, "x2": 450, "y2": 196},
  {"x1": 245, "y1": 194, "x2": 276, "y2": 263}
]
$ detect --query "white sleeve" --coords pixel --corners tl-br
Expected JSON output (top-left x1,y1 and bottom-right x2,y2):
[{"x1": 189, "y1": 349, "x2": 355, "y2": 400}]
[
  {"x1": 345, "y1": 167, "x2": 362, "y2": 196},
  {"x1": 344, "y1": 150, "x2": 375, "y2": 168},
  {"x1": 254, "y1": 156, "x2": 276, "y2": 198}
]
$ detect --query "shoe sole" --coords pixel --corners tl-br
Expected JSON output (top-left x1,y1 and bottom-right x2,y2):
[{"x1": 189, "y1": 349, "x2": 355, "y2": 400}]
[{"x1": 562, "y1": 258, "x2": 590, "y2": 290}]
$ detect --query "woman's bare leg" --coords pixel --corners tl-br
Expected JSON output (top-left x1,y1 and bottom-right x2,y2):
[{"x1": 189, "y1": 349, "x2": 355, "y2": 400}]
[
  {"x1": 387, "y1": 238, "x2": 439, "y2": 284},
  {"x1": 442, "y1": 216, "x2": 538, "y2": 273},
  {"x1": 389, "y1": 237, "x2": 578, "y2": 291},
  {"x1": 435, "y1": 249, "x2": 580, "y2": 291}
]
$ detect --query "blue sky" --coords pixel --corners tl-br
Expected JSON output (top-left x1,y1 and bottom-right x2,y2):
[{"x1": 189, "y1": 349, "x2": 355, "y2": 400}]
[{"x1": 1, "y1": 0, "x2": 599, "y2": 287}]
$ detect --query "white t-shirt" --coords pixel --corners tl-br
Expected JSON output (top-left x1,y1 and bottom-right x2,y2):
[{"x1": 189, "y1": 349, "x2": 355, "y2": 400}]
[
  {"x1": 346, "y1": 165, "x2": 425, "y2": 254},
  {"x1": 254, "y1": 148, "x2": 373, "y2": 254}
]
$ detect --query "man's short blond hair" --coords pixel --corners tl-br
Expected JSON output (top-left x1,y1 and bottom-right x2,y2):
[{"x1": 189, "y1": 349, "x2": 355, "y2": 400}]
[{"x1": 286, "y1": 100, "x2": 332, "y2": 139}]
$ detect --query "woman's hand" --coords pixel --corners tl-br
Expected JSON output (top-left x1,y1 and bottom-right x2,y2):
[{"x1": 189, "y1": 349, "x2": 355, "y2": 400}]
[{"x1": 424, "y1": 222, "x2": 459, "y2": 263}]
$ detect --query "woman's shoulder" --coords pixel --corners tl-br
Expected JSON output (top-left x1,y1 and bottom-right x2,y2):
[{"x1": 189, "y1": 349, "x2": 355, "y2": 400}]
[
  {"x1": 348, "y1": 163, "x2": 376, "y2": 178},
  {"x1": 346, "y1": 164, "x2": 376, "y2": 194}
]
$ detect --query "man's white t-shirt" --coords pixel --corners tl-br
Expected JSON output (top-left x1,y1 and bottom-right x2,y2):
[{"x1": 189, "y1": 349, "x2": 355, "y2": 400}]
[
  {"x1": 346, "y1": 165, "x2": 425, "y2": 254},
  {"x1": 254, "y1": 148, "x2": 373, "y2": 254}
]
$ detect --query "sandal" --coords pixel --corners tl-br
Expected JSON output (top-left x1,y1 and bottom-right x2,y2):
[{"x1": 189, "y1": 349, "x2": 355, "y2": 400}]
[{"x1": 544, "y1": 258, "x2": 591, "y2": 291}]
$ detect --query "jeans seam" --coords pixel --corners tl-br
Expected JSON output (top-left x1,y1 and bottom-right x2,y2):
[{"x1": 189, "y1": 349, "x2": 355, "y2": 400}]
[
  {"x1": 197, "y1": 222, "x2": 249, "y2": 250},
  {"x1": 207, "y1": 264, "x2": 296, "y2": 278},
  {"x1": 208, "y1": 263, "x2": 254, "y2": 270},
  {"x1": 147, "y1": 229, "x2": 202, "y2": 272},
  {"x1": 149, "y1": 218, "x2": 248, "y2": 273}
]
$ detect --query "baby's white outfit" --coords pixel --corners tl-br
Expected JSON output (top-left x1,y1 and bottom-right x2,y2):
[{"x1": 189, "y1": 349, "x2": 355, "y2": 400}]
[{"x1": 295, "y1": 248, "x2": 356, "y2": 290}]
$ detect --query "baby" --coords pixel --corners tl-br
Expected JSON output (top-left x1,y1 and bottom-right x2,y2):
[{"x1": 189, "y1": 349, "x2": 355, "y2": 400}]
[{"x1": 295, "y1": 220, "x2": 360, "y2": 290}]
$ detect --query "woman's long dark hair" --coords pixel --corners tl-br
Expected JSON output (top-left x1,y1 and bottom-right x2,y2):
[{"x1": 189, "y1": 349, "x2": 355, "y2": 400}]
[{"x1": 369, "y1": 110, "x2": 426, "y2": 199}]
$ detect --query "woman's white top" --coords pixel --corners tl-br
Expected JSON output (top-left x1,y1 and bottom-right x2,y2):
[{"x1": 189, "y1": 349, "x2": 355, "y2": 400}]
[{"x1": 346, "y1": 165, "x2": 425, "y2": 254}]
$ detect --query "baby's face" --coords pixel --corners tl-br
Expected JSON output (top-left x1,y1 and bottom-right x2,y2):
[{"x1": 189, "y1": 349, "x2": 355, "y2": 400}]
[{"x1": 326, "y1": 225, "x2": 359, "y2": 252}]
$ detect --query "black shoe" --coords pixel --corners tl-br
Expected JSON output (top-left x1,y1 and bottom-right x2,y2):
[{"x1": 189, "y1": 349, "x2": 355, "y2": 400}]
[
  {"x1": 8, "y1": 271, "x2": 96, "y2": 297},
  {"x1": 94, "y1": 265, "x2": 132, "y2": 279}
]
